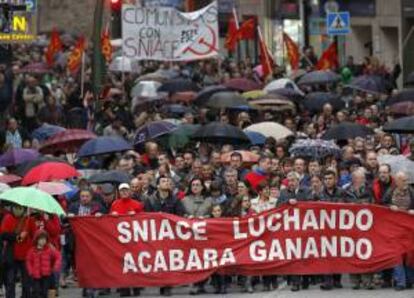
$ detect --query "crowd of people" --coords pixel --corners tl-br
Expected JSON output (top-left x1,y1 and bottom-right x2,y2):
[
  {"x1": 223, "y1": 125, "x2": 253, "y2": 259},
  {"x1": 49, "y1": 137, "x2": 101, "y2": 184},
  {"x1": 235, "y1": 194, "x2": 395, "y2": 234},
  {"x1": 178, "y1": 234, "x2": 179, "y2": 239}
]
[{"x1": 0, "y1": 33, "x2": 413, "y2": 298}]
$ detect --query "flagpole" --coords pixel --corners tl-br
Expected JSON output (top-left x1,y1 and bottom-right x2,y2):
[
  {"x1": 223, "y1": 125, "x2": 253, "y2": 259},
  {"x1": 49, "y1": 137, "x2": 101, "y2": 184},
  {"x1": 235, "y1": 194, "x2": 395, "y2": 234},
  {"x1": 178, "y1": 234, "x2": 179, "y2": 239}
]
[{"x1": 80, "y1": 51, "x2": 86, "y2": 99}]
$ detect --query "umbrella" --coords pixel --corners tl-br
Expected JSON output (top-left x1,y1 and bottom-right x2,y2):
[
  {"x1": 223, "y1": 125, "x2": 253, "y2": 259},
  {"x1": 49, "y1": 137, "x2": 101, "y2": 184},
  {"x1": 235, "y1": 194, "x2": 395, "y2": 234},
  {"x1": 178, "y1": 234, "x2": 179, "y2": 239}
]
[
  {"x1": 40, "y1": 129, "x2": 97, "y2": 154},
  {"x1": 14, "y1": 157, "x2": 67, "y2": 177},
  {"x1": 33, "y1": 182, "x2": 72, "y2": 195},
  {"x1": 160, "y1": 104, "x2": 193, "y2": 117},
  {"x1": 134, "y1": 121, "x2": 178, "y2": 145},
  {"x1": 242, "y1": 90, "x2": 266, "y2": 100},
  {"x1": 135, "y1": 72, "x2": 169, "y2": 83},
  {"x1": 0, "y1": 174, "x2": 21, "y2": 185},
  {"x1": 223, "y1": 78, "x2": 262, "y2": 92},
  {"x1": 297, "y1": 70, "x2": 340, "y2": 85},
  {"x1": 130, "y1": 81, "x2": 162, "y2": 98},
  {"x1": 304, "y1": 92, "x2": 346, "y2": 113},
  {"x1": 323, "y1": 122, "x2": 374, "y2": 141},
  {"x1": 158, "y1": 79, "x2": 200, "y2": 93},
  {"x1": 170, "y1": 91, "x2": 197, "y2": 103},
  {"x1": 192, "y1": 122, "x2": 250, "y2": 145},
  {"x1": 0, "y1": 149, "x2": 39, "y2": 167},
  {"x1": 346, "y1": 75, "x2": 385, "y2": 94},
  {"x1": 0, "y1": 183, "x2": 10, "y2": 193},
  {"x1": 194, "y1": 85, "x2": 230, "y2": 105},
  {"x1": 249, "y1": 98, "x2": 296, "y2": 112},
  {"x1": 18, "y1": 62, "x2": 50, "y2": 74},
  {"x1": 263, "y1": 78, "x2": 303, "y2": 95},
  {"x1": 158, "y1": 124, "x2": 200, "y2": 149},
  {"x1": 244, "y1": 122, "x2": 293, "y2": 140},
  {"x1": 390, "y1": 102, "x2": 414, "y2": 116},
  {"x1": 383, "y1": 116, "x2": 414, "y2": 133},
  {"x1": 78, "y1": 137, "x2": 132, "y2": 158},
  {"x1": 268, "y1": 88, "x2": 305, "y2": 103},
  {"x1": 221, "y1": 150, "x2": 260, "y2": 164},
  {"x1": 245, "y1": 131, "x2": 266, "y2": 145},
  {"x1": 89, "y1": 170, "x2": 132, "y2": 184},
  {"x1": 109, "y1": 56, "x2": 140, "y2": 73},
  {"x1": 289, "y1": 139, "x2": 341, "y2": 159},
  {"x1": 378, "y1": 155, "x2": 414, "y2": 183},
  {"x1": 0, "y1": 187, "x2": 65, "y2": 216},
  {"x1": 205, "y1": 92, "x2": 249, "y2": 109},
  {"x1": 22, "y1": 162, "x2": 80, "y2": 186},
  {"x1": 385, "y1": 89, "x2": 414, "y2": 106},
  {"x1": 32, "y1": 124, "x2": 66, "y2": 142},
  {"x1": 405, "y1": 72, "x2": 414, "y2": 86}
]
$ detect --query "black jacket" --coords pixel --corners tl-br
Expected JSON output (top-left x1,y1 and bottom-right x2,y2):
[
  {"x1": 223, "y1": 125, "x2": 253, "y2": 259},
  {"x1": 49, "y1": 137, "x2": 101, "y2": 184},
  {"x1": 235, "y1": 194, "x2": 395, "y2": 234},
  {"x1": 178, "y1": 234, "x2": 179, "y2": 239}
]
[
  {"x1": 277, "y1": 187, "x2": 311, "y2": 207},
  {"x1": 144, "y1": 192, "x2": 185, "y2": 216}
]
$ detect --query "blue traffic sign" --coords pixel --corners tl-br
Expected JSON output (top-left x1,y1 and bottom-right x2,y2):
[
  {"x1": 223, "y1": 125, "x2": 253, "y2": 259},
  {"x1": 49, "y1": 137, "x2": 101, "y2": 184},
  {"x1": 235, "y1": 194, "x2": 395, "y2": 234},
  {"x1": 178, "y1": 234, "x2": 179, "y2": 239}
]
[{"x1": 327, "y1": 12, "x2": 351, "y2": 35}]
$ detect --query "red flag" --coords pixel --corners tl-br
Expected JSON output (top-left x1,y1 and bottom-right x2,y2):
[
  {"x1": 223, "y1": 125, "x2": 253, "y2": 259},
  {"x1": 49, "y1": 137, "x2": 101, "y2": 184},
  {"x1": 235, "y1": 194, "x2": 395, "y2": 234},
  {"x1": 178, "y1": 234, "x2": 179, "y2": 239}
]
[
  {"x1": 238, "y1": 18, "x2": 256, "y2": 40},
  {"x1": 224, "y1": 8, "x2": 239, "y2": 52},
  {"x1": 67, "y1": 36, "x2": 86, "y2": 74},
  {"x1": 45, "y1": 29, "x2": 62, "y2": 67},
  {"x1": 258, "y1": 27, "x2": 274, "y2": 78},
  {"x1": 316, "y1": 41, "x2": 339, "y2": 70},
  {"x1": 283, "y1": 33, "x2": 300, "y2": 70},
  {"x1": 101, "y1": 26, "x2": 113, "y2": 63}
]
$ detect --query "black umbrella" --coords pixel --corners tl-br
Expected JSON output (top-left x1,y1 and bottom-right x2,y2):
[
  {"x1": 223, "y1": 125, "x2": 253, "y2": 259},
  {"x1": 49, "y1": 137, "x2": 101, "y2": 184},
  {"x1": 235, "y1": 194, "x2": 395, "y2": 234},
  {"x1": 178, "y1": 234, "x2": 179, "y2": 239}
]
[
  {"x1": 158, "y1": 79, "x2": 200, "y2": 93},
  {"x1": 194, "y1": 85, "x2": 230, "y2": 105},
  {"x1": 304, "y1": 92, "x2": 345, "y2": 113},
  {"x1": 405, "y1": 72, "x2": 414, "y2": 86},
  {"x1": 192, "y1": 122, "x2": 250, "y2": 145},
  {"x1": 268, "y1": 88, "x2": 305, "y2": 103},
  {"x1": 323, "y1": 122, "x2": 374, "y2": 141},
  {"x1": 346, "y1": 75, "x2": 386, "y2": 94},
  {"x1": 297, "y1": 70, "x2": 340, "y2": 85},
  {"x1": 205, "y1": 92, "x2": 249, "y2": 109},
  {"x1": 385, "y1": 89, "x2": 414, "y2": 106},
  {"x1": 160, "y1": 104, "x2": 194, "y2": 117},
  {"x1": 89, "y1": 170, "x2": 132, "y2": 184},
  {"x1": 383, "y1": 116, "x2": 414, "y2": 134}
]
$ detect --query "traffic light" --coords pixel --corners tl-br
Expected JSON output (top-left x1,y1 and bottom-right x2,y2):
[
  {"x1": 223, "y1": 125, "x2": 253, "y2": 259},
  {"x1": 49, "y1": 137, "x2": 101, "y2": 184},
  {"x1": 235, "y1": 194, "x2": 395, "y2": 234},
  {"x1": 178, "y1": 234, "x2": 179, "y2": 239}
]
[{"x1": 110, "y1": 0, "x2": 122, "y2": 39}]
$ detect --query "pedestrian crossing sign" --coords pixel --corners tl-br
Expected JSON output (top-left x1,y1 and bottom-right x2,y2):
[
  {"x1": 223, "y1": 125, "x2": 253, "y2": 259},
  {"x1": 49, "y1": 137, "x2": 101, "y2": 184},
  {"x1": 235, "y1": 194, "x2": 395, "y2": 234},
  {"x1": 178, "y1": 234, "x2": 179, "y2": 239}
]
[{"x1": 327, "y1": 11, "x2": 351, "y2": 35}]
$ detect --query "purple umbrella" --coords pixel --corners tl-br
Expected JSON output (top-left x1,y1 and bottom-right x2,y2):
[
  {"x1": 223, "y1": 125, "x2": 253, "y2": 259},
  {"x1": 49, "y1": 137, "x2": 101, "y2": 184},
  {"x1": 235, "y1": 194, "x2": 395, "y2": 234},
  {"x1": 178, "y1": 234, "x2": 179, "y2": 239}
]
[
  {"x1": 134, "y1": 121, "x2": 178, "y2": 145},
  {"x1": 0, "y1": 149, "x2": 40, "y2": 167}
]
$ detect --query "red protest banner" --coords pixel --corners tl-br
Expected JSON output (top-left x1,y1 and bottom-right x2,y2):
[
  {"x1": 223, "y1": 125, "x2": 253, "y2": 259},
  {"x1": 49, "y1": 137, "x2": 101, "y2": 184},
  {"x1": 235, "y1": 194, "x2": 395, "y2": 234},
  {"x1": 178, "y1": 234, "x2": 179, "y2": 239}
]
[{"x1": 70, "y1": 202, "x2": 414, "y2": 288}]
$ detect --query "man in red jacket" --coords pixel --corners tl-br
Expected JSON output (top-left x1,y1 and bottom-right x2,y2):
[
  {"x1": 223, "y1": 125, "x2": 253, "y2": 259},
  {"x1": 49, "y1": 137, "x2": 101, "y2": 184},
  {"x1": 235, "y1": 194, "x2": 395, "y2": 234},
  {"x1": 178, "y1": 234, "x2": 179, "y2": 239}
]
[
  {"x1": 245, "y1": 156, "x2": 271, "y2": 192},
  {"x1": 110, "y1": 183, "x2": 144, "y2": 297},
  {"x1": 110, "y1": 183, "x2": 144, "y2": 216},
  {"x1": 1, "y1": 204, "x2": 37, "y2": 298}
]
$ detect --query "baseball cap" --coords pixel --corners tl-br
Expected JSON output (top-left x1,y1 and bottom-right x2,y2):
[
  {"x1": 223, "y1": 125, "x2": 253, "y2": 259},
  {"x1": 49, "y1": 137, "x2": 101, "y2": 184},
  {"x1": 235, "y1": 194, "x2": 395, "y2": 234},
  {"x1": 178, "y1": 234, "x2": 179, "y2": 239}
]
[{"x1": 118, "y1": 183, "x2": 130, "y2": 191}]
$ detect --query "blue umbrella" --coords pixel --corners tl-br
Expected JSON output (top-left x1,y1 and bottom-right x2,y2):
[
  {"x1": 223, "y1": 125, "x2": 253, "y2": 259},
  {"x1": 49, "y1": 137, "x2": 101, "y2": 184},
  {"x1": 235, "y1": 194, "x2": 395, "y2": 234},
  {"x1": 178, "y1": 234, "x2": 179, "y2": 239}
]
[
  {"x1": 77, "y1": 137, "x2": 132, "y2": 158},
  {"x1": 245, "y1": 130, "x2": 266, "y2": 145},
  {"x1": 134, "y1": 120, "x2": 178, "y2": 145},
  {"x1": 32, "y1": 124, "x2": 66, "y2": 142},
  {"x1": 89, "y1": 170, "x2": 132, "y2": 184},
  {"x1": 0, "y1": 149, "x2": 40, "y2": 167}
]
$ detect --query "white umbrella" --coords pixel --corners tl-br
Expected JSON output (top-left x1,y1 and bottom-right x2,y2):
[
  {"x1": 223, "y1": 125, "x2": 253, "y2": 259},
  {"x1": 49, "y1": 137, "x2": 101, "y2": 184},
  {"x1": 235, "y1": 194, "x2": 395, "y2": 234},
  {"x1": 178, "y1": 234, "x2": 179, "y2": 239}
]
[
  {"x1": 263, "y1": 78, "x2": 304, "y2": 95},
  {"x1": 244, "y1": 122, "x2": 293, "y2": 140},
  {"x1": 130, "y1": 81, "x2": 161, "y2": 98},
  {"x1": 0, "y1": 183, "x2": 10, "y2": 194},
  {"x1": 377, "y1": 154, "x2": 414, "y2": 183},
  {"x1": 109, "y1": 56, "x2": 141, "y2": 73},
  {"x1": 33, "y1": 182, "x2": 72, "y2": 196}
]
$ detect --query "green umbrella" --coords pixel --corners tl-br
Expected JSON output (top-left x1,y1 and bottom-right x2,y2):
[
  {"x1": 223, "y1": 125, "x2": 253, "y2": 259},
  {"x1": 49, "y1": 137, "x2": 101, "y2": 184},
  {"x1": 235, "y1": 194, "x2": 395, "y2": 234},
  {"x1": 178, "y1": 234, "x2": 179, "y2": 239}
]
[
  {"x1": 0, "y1": 187, "x2": 66, "y2": 216},
  {"x1": 158, "y1": 124, "x2": 200, "y2": 149}
]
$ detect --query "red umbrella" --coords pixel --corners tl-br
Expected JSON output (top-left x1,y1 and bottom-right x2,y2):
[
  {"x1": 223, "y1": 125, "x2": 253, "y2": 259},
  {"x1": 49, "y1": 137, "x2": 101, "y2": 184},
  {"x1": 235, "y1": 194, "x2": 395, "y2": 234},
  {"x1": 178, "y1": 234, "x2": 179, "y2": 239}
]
[
  {"x1": 21, "y1": 162, "x2": 79, "y2": 186},
  {"x1": 18, "y1": 62, "x2": 51, "y2": 74},
  {"x1": 40, "y1": 129, "x2": 97, "y2": 154},
  {"x1": 221, "y1": 150, "x2": 260, "y2": 164},
  {"x1": 0, "y1": 174, "x2": 22, "y2": 185},
  {"x1": 223, "y1": 78, "x2": 262, "y2": 92}
]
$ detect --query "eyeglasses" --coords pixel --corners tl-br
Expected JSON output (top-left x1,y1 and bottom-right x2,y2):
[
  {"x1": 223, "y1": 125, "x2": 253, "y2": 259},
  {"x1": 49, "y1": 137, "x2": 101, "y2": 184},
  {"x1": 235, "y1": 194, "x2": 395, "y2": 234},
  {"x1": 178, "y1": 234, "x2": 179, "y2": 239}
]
[{"x1": 192, "y1": 183, "x2": 202, "y2": 187}]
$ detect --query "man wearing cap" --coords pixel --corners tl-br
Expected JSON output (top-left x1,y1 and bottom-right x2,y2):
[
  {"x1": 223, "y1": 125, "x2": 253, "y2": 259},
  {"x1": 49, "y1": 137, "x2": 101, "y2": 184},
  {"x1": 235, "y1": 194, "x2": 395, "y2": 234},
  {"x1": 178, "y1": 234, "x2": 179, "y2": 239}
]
[
  {"x1": 110, "y1": 183, "x2": 144, "y2": 216},
  {"x1": 99, "y1": 184, "x2": 116, "y2": 214}
]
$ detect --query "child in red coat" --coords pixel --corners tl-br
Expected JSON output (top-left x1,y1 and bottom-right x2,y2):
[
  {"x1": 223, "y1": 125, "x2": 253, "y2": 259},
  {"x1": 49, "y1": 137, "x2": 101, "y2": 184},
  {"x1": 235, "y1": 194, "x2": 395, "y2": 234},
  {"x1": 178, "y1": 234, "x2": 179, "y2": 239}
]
[{"x1": 26, "y1": 230, "x2": 61, "y2": 298}]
